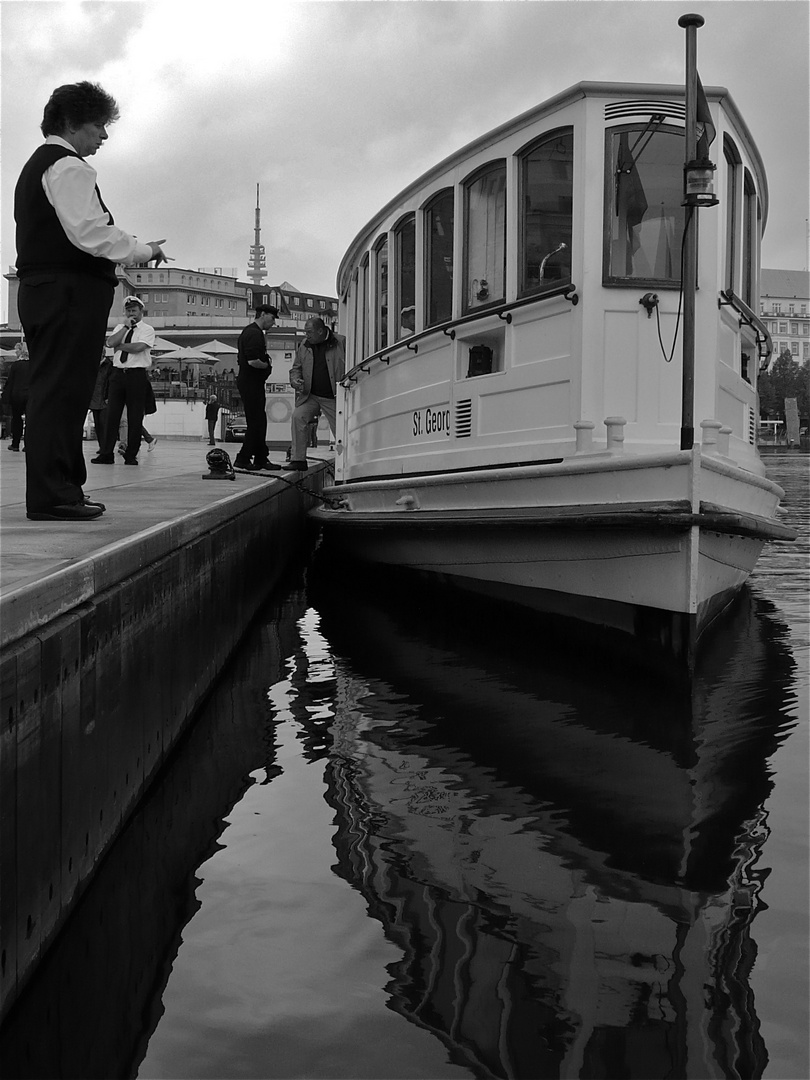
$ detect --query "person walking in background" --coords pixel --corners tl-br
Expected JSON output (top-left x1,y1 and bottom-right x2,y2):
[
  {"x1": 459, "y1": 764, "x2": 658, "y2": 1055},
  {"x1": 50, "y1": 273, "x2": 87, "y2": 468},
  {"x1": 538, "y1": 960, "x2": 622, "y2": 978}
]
[
  {"x1": 89, "y1": 347, "x2": 112, "y2": 450},
  {"x1": 1, "y1": 342, "x2": 30, "y2": 451},
  {"x1": 92, "y1": 295, "x2": 155, "y2": 466},
  {"x1": 288, "y1": 317, "x2": 345, "y2": 470},
  {"x1": 14, "y1": 80, "x2": 170, "y2": 520},
  {"x1": 206, "y1": 394, "x2": 220, "y2": 445},
  {"x1": 234, "y1": 305, "x2": 280, "y2": 471}
]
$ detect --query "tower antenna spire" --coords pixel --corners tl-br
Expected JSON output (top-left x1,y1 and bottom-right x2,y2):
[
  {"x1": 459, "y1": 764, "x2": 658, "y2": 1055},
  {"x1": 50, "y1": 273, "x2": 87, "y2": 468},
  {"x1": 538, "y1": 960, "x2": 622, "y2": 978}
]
[{"x1": 247, "y1": 183, "x2": 267, "y2": 285}]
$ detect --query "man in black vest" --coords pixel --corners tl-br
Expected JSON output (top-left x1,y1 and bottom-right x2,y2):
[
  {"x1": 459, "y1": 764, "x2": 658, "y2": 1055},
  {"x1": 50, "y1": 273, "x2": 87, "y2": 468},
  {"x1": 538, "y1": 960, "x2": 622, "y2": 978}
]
[
  {"x1": 234, "y1": 304, "x2": 281, "y2": 471},
  {"x1": 14, "y1": 81, "x2": 169, "y2": 520}
]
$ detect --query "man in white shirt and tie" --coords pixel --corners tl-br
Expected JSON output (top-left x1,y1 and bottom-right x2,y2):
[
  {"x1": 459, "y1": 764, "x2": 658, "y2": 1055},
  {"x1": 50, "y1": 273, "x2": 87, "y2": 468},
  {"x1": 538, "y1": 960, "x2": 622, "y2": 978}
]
[
  {"x1": 92, "y1": 296, "x2": 155, "y2": 465},
  {"x1": 14, "y1": 81, "x2": 169, "y2": 519}
]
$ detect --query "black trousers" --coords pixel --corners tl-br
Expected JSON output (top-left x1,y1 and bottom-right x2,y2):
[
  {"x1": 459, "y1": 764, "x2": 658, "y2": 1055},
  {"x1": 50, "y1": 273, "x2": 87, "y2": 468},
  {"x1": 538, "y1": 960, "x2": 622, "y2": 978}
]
[
  {"x1": 9, "y1": 395, "x2": 27, "y2": 446},
  {"x1": 103, "y1": 369, "x2": 149, "y2": 461},
  {"x1": 18, "y1": 271, "x2": 114, "y2": 511},
  {"x1": 236, "y1": 372, "x2": 268, "y2": 463}
]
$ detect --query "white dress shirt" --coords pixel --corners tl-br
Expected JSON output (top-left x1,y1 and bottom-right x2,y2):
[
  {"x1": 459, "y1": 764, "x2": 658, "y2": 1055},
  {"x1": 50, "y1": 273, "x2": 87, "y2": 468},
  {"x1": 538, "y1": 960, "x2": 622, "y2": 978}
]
[
  {"x1": 42, "y1": 136, "x2": 153, "y2": 265},
  {"x1": 111, "y1": 320, "x2": 156, "y2": 369}
]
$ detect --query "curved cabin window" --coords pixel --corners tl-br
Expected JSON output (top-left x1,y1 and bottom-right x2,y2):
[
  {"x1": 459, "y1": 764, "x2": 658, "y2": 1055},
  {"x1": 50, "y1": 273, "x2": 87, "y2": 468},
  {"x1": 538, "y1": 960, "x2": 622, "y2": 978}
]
[
  {"x1": 394, "y1": 215, "x2": 415, "y2": 340},
  {"x1": 724, "y1": 136, "x2": 741, "y2": 292},
  {"x1": 358, "y1": 255, "x2": 369, "y2": 362},
  {"x1": 604, "y1": 124, "x2": 685, "y2": 285},
  {"x1": 519, "y1": 129, "x2": 573, "y2": 296},
  {"x1": 374, "y1": 237, "x2": 388, "y2": 351},
  {"x1": 463, "y1": 161, "x2": 506, "y2": 312},
  {"x1": 425, "y1": 189, "x2": 454, "y2": 327},
  {"x1": 741, "y1": 170, "x2": 757, "y2": 307}
]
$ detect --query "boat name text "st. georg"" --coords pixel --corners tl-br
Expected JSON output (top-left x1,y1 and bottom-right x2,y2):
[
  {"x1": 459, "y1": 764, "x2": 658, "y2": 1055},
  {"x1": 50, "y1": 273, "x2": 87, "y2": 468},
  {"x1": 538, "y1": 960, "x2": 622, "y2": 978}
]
[{"x1": 413, "y1": 406, "x2": 451, "y2": 437}]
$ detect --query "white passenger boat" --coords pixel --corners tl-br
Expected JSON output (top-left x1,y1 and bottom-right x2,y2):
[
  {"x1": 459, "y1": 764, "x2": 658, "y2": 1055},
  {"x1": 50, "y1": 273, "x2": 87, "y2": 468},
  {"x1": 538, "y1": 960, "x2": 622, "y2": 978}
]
[{"x1": 313, "y1": 19, "x2": 796, "y2": 671}]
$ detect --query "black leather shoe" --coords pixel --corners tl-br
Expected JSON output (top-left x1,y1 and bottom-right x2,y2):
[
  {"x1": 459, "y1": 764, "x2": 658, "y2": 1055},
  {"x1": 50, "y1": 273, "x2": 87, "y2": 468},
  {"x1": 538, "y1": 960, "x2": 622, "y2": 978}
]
[
  {"x1": 27, "y1": 502, "x2": 104, "y2": 521},
  {"x1": 91, "y1": 454, "x2": 114, "y2": 464},
  {"x1": 288, "y1": 460, "x2": 309, "y2": 471},
  {"x1": 254, "y1": 460, "x2": 282, "y2": 471},
  {"x1": 123, "y1": 458, "x2": 139, "y2": 465},
  {"x1": 233, "y1": 458, "x2": 253, "y2": 470},
  {"x1": 82, "y1": 496, "x2": 106, "y2": 511}
]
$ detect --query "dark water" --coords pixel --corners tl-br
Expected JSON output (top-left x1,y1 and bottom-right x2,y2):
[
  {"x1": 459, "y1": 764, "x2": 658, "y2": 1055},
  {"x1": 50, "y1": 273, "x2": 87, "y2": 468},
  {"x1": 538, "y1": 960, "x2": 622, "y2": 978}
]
[{"x1": 1, "y1": 454, "x2": 807, "y2": 1080}]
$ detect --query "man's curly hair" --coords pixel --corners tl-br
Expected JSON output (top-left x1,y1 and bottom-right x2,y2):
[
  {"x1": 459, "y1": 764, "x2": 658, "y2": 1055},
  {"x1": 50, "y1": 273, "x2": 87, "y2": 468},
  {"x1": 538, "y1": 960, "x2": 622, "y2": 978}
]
[{"x1": 41, "y1": 82, "x2": 120, "y2": 136}]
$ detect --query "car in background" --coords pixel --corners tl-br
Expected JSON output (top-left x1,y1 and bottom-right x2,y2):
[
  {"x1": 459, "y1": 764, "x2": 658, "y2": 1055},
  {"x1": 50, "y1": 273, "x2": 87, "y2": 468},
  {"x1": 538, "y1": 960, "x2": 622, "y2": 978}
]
[{"x1": 224, "y1": 414, "x2": 248, "y2": 441}]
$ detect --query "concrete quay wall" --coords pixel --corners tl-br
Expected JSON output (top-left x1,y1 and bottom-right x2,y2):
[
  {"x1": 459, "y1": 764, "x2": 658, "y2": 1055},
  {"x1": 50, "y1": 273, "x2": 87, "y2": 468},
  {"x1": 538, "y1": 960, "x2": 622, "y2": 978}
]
[{"x1": 0, "y1": 466, "x2": 326, "y2": 1021}]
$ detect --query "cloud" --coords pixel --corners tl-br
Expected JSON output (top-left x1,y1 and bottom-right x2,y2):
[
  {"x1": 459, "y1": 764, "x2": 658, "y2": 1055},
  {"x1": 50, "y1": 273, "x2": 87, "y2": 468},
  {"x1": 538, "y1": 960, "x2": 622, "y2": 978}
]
[{"x1": 2, "y1": 0, "x2": 808, "y2": 312}]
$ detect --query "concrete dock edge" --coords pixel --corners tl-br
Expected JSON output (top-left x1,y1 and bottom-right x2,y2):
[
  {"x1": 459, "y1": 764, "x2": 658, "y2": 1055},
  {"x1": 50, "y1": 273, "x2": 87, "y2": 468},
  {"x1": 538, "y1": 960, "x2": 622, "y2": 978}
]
[{"x1": 0, "y1": 464, "x2": 326, "y2": 1021}]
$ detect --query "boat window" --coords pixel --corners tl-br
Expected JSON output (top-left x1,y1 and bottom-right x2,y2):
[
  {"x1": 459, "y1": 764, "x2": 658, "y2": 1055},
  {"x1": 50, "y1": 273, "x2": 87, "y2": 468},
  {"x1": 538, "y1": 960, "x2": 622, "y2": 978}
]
[
  {"x1": 359, "y1": 255, "x2": 369, "y2": 362},
  {"x1": 724, "y1": 137, "x2": 741, "y2": 292},
  {"x1": 394, "y1": 215, "x2": 416, "y2": 340},
  {"x1": 604, "y1": 124, "x2": 685, "y2": 286},
  {"x1": 463, "y1": 161, "x2": 506, "y2": 313},
  {"x1": 374, "y1": 237, "x2": 388, "y2": 351},
  {"x1": 424, "y1": 189, "x2": 454, "y2": 327},
  {"x1": 741, "y1": 170, "x2": 757, "y2": 307},
  {"x1": 519, "y1": 129, "x2": 573, "y2": 297}
]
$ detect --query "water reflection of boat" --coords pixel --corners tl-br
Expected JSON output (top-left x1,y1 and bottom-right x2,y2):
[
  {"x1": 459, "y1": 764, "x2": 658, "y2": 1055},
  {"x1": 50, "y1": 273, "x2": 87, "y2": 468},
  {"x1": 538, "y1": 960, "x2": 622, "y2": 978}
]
[{"x1": 307, "y1": 565, "x2": 796, "y2": 1079}]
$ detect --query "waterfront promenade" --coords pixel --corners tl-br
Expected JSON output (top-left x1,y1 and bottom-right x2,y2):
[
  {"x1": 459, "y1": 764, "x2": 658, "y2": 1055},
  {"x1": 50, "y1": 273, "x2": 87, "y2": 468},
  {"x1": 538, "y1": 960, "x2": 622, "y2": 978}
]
[
  {"x1": 0, "y1": 439, "x2": 329, "y2": 619},
  {"x1": 0, "y1": 437, "x2": 330, "y2": 1021}
]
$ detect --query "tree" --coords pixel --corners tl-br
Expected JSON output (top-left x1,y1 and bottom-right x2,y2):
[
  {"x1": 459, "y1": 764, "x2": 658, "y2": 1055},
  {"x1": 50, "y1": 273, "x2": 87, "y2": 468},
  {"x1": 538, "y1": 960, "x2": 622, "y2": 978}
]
[{"x1": 758, "y1": 349, "x2": 809, "y2": 422}]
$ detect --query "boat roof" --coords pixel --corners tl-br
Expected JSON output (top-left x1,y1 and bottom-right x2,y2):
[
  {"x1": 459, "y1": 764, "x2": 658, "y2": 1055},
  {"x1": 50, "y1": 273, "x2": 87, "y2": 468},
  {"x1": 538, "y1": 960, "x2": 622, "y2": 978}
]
[{"x1": 337, "y1": 80, "x2": 767, "y2": 295}]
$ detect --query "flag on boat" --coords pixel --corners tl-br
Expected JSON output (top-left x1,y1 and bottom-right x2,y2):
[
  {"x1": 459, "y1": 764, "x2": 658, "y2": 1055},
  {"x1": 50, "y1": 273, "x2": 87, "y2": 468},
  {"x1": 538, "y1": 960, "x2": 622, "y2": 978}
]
[{"x1": 696, "y1": 73, "x2": 716, "y2": 160}]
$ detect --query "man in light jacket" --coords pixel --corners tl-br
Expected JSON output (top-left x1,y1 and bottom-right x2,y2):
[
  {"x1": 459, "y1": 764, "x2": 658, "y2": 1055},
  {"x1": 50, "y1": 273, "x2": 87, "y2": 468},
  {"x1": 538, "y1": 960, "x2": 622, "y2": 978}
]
[{"x1": 288, "y1": 317, "x2": 345, "y2": 471}]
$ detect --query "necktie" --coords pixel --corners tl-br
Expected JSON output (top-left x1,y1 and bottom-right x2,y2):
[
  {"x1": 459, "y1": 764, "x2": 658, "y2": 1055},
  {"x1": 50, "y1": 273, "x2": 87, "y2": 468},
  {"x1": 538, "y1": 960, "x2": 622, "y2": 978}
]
[{"x1": 120, "y1": 326, "x2": 134, "y2": 364}]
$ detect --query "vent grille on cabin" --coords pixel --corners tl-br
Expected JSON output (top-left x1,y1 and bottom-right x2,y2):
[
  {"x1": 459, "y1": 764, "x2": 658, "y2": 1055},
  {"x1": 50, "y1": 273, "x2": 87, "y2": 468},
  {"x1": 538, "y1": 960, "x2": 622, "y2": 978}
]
[
  {"x1": 455, "y1": 399, "x2": 472, "y2": 438},
  {"x1": 604, "y1": 101, "x2": 685, "y2": 123}
]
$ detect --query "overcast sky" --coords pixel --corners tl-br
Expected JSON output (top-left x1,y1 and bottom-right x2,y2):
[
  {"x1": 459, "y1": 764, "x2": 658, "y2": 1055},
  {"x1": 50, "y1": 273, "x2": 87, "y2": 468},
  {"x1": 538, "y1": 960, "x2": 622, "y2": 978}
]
[{"x1": 2, "y1": 0, "x2": 808, "y2": 319}]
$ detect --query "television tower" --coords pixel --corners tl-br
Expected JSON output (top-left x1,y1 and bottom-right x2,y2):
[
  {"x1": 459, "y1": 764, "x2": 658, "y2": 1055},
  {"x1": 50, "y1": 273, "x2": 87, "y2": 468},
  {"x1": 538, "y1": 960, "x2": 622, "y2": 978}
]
[{"x1": 247, "y1": 183, "x2": 267, "y2": 285}]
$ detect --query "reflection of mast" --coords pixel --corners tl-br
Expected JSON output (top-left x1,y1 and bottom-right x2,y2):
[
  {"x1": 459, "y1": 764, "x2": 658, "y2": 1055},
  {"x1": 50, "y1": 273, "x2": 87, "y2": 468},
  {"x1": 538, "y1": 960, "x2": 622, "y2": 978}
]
[{"x1": 247, "y1": 183, "x2": 267, "y2": 285}]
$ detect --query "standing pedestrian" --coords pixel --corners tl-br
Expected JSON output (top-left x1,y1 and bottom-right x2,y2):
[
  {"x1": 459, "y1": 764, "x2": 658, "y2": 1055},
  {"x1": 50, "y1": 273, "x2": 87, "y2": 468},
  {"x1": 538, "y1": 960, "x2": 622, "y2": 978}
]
[
  {"x1": 288, "y1": 317, "x2": 345, "y2": 470},
  {"x1": 89, "y1": 347, "x2": 112, "y2": 449},
  {"x1": 92, "y1": 295, "x2": 155, "y2": 465},
  {"x1": 14, "y1": 80, "x2": 169, "y2": 520},
  {"x1": 1, "y1": 342, "x2": 30, "y2": 451},
  {"x1": 206, "y1": 394, "x2": 220, "y2": 445},
  {"x1": 234, "y1": 305, "x2": 280, "y2": 470}
]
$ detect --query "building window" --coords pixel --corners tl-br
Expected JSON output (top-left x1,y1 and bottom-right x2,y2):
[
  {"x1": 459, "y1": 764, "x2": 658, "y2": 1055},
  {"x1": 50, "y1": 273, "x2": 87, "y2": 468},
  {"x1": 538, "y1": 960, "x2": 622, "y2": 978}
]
[
  {"x1": 604, "y1": 123, "x2": 685, "y2": 285},
  {"x1": 791, "y1": 342, "x2": 799, "y2": 355},
  {"x1": 803, "y1": 342, "x2": 809, "y2": 358},
  {"x1": 789, "y1": 304, "x2": 795, "y2": 314},
  {"x1": 425, "y1": 188, "x2": 454, "y2": 328},
  {"x1": 320, "y1": 300, "x2": 326, "y2": 310},
  {"x1": 374, "y1": 237, "x2": 388, "y2": 351},
  {"x1": 779, "y1": 322, "x2": 788, "y2": 334},
  {"x1": 791, "y1": 322, "x2": 799, "y2": 335},
  {"x1": 463, "y1": 160, "x2": 506, "y2": 313},
  {"x1": 773, "y1": 303, "x2": 781, "y2": 313},
  {"x1": 519, "y1": 128, "x2": 573, "y2": 297},
  {"x1": 394, "y1": 213, "x2": 415, "y2": 339},
  {"x1": 142, "y1": 293, "x2": 150, "y2": 302}
]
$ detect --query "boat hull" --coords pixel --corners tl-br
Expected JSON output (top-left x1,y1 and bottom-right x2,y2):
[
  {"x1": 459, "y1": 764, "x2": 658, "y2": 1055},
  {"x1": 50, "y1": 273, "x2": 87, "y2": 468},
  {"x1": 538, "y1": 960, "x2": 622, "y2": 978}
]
[{"x1": 312, "y1": 449, "x2": 794, "y2": 670}]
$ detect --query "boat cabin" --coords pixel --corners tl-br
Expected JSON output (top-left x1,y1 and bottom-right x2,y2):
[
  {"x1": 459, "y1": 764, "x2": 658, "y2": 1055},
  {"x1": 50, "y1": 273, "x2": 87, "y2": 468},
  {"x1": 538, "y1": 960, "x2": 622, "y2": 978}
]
[{"x1": 334, "y1": 81, "x2": 770, "y2": 483}]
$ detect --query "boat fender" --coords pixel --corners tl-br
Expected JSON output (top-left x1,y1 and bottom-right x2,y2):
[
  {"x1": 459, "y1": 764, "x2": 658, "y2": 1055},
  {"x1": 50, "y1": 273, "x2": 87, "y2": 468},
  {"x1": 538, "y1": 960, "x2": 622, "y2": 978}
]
[{"x1": 395, "y1": 493, "x2": 419, "y2": 510}]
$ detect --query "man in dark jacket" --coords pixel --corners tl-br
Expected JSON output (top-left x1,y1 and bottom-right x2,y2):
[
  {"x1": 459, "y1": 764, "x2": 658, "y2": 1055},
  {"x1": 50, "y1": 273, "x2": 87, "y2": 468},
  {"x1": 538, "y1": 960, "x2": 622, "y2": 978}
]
[
  {"x1": 1, "y1": 342, "x2": 30, "y2": 451},
  {"x1": 14, "y1": 80, "x2": 169, "y2": 520},
  {"x1": 234, "y1": 304, "x2": 280, "y2": 470},
  {"x1": 288, "y1": 317, "x2": 346, "y2": 470}
]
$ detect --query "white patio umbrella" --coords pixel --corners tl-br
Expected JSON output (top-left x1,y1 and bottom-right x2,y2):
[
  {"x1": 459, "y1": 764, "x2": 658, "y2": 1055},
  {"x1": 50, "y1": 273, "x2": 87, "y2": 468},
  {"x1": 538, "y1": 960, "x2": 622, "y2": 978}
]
[
  {"x1": 153, "y1": 347, "x2": 217, "y2": 386},
  {"x1": 198, "y1": 339, "x2": 238, "y2": 354}
]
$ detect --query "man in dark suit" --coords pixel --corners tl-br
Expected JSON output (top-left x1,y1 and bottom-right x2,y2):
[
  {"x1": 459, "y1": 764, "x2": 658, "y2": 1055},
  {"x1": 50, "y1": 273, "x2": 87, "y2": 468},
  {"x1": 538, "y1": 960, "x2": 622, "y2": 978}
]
[
  {"x1": 234, "y1": 304, "x2": 280, "y2": 471},
  {"x1": 14, "y1": 80, "x2": 169, "y2": 520}
]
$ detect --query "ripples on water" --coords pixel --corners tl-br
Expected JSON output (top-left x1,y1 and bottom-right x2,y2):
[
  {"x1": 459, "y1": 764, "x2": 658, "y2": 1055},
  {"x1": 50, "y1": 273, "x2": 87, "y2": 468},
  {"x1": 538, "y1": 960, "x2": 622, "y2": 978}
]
[{"x1": 0, "y1": 456, "x2": 806, "y2": 1080}]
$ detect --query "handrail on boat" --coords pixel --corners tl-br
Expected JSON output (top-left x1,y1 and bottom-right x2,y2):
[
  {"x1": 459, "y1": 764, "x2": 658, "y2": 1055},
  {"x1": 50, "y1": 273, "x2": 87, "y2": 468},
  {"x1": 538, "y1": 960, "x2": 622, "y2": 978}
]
[
  {"x1": 718, "y1": 288, "x2": 772, "y2": 362},
  {"x1": 340, "y1": 282, "x2": 578, "y2": 386}
]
